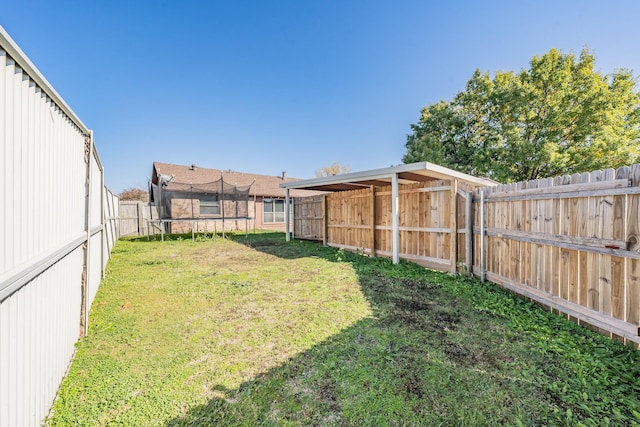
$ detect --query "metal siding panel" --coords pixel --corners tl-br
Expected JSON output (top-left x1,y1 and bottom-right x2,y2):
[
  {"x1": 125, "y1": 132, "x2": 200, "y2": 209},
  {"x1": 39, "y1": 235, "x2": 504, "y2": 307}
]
[
  {"x1": 109, "y1": 191, "x2": 119, "y2": 252},
  {"x1": 17, "y1": 71, "x2": 27, "y2": 273},
  {"x1": 101, "y1": 188, "x2": 117, "y2": 269},
  {"x1": 36, "y1": 92, "x2": 44, "y2": 253},
  {"x1": 10, "y1": 290, "x2": 18, "y2": 427},
  {"x1": 0, "y1": 298, "x2": 7, "y2": 427},
  {"x1": 0, "y1": 49, "x2": 7, "y2": 278},
  {"x1": 25, "y1": 81, "x2": 35, "y2": 268},
  {"x1": 13, "y1": 65, "x2": 24, "y2": 271},
  {"x1": 91, "y1": 154, "x2": 102, "y2": 227},
  {"x1": 0, "y1": 296, "x2": 11, "y2": 426},
  {"x1": 24, "y1": 281, "x2": 33, "y2": 425},
  {"x1": 9, "y1": 63, "x2": 19, "y2": 272},
  {"x1": 16, "y1": 285, "x2": 24, "y2": 427},
  {"x1": 88, "y1": 233, "x2": 103, "y2": 308},
  {"x1": 45, "y1": 97, "x2": 53, "y2": 251},
  {"x1": 23, "y1": 275, "x2": 33, "y2": 426},
  {"x1": 0, "y1": 30, "x2": 114, "y2": 425},
  {"x1": 3, "y1": 53, "x2": 16, "y2": 273},
  {"x1": 103, "y1": 189, "x2": 112, "y2": 260},
  {"x1": 102, "y1": 189, "x2": 120, "y2": 257},
  {"x1": 34, "y1": 249, "x2": 82, "y2": 424},
  {"x1": 115, "y1": 194, "x2": 120, "y2": 241},
  {"x1": 0, "y1": 62, "x2": 84, "y2": 274}
]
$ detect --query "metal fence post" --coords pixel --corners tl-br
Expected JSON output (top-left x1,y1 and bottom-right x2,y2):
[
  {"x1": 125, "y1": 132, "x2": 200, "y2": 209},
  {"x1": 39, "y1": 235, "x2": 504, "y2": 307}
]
[
  {"x1": 480, "y1": 189, "x2": 486, "y2": 282},
  {"x1": 465, "y1": 191, "x2": 473, "y2": 274}
]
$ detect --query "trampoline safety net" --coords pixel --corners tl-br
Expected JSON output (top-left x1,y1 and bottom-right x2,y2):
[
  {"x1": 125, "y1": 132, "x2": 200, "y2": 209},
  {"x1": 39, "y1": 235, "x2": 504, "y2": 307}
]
[{"x1": 151, "y1": 177, "x2": 252, "y2": 220}]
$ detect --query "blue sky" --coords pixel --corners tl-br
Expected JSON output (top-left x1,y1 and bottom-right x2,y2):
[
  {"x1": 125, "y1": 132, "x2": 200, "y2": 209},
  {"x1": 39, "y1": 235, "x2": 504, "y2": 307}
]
[{"x1": 3, "y1": 1, "x2": 640, "y2": 193}]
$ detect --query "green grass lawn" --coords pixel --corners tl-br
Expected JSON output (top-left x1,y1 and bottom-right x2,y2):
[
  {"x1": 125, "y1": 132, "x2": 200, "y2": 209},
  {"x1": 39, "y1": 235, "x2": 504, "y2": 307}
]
[{"x1": 47, "y1": 232, "x2": 640, "y2": 426}]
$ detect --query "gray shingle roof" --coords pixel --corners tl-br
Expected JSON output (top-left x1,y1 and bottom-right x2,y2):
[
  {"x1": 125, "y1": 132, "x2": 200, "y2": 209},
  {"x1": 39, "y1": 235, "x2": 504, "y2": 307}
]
[{"x1": 152, "y1": 162, "x2": 322, "y2": 198}]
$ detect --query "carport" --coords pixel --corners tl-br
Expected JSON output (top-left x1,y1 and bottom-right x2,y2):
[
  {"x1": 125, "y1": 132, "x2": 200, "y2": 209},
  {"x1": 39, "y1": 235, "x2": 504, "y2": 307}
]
[{"x1": 280, "y1": 162, "x2": 495, "y2": 270}]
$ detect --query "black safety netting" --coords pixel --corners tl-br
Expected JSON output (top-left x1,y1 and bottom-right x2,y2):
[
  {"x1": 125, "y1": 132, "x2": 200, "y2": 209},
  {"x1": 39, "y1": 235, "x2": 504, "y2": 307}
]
[{"x1": 151, "y1": 178, "x2": 251, "y2": 220}]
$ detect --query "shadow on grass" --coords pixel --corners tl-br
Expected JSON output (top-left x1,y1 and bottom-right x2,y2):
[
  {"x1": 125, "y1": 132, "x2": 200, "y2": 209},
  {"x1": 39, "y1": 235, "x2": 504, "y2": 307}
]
[
  {"x1": 163, "y1": 233, "x2": 639, "y2": 426},
  {"x1": 160, "y1": 234, "x2": 541, "y2": 425}
]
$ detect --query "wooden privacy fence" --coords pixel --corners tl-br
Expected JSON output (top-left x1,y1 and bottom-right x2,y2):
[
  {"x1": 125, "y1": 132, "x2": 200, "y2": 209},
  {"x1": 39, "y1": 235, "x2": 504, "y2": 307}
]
[
  {"x1": 294, "y1": 179, "x2": 474, "y2": 273},
  {"x1": 119, "y1": 201, "x2": 159, "y2": 236},
  {"x1": 473, "y1": 165, "x2": 640, "y2": 344},
  {"x1": 293, "y1": 164, "x2": 640, "y2": 344}
]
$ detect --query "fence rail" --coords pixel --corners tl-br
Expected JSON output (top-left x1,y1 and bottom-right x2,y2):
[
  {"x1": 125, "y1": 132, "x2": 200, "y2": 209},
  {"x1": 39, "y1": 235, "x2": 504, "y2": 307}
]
[
  {"x1": 472, "y1": 165, "x2": 640, "y2": 343},
  {"x1": 293, "y1": 165, "x2": 640, "y2": 345},
  {"x1": 0, "y1": 25, "x2": 118, "y2": 426}
]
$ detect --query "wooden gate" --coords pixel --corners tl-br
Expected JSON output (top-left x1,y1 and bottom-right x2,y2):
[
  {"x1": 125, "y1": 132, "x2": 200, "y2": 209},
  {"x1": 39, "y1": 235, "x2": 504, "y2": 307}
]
[{"x1": 293, "y1": 195, "x2": 324, "y2": 241}]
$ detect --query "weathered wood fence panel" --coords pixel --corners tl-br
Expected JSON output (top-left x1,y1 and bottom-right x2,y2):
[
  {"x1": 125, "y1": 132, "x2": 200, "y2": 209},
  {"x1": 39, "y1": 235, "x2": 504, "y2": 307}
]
[{"x1": 119, "y1": 201, "x2": 159, "y2": 236}]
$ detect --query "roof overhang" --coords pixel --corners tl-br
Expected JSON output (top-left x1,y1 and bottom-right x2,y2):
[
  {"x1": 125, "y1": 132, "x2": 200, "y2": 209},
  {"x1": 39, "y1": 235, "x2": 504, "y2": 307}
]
[{"x1": 280, "y1": 162, "x2": 497, "y2": 192}]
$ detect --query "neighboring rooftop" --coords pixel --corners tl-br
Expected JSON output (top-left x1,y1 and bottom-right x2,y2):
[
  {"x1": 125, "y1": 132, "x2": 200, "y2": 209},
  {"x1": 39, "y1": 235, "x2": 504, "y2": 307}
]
[{"x1": 152, "y1": 162, "x2": 321, "y2": 198}]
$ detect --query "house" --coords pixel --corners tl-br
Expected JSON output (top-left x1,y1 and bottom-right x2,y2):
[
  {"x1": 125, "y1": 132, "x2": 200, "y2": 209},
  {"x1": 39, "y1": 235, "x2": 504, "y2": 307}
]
[{"x1": 150, "y1": 162, "x2": 321, "y2": 233}]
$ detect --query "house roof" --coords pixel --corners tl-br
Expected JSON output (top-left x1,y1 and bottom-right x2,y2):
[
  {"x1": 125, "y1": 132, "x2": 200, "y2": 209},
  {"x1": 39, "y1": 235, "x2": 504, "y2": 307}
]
[
  {"x1": 152, "y1": 162, "x2": 322, "y2": 198},
  {"x1": 280, "y1": 161, "x2": 497, "y2": 192}
]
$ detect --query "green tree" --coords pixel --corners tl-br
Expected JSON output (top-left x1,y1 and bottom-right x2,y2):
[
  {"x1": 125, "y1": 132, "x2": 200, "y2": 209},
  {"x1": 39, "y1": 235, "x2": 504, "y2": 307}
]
[{"x1": 403, "y1": 48, "x2": 640, "y2": 182}]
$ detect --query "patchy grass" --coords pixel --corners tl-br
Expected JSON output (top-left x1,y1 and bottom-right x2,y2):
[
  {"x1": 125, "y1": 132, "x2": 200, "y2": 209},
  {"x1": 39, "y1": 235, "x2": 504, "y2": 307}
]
[{"x1": 47, "y1": 233, "x2": 640, "y2": 426}]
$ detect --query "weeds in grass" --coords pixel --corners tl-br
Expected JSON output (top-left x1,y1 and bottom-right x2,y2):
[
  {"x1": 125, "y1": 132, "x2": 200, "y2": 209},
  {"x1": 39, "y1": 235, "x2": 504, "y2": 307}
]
[{"x1": 47, "y1": 233, "x2": 640, "y2": 426}]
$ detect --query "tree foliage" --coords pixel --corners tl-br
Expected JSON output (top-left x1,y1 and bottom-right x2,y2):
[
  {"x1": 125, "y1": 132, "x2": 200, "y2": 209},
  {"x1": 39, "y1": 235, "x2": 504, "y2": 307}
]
[
  {"x1": 316, "y1": 162, "x2": 351, "y2": 177},
  {"x1": 403, "y1": 48, "x2": 640, "y2": 182},
  {"x1": 119, "y1": 186, "x2": 149, "y2": 202}
]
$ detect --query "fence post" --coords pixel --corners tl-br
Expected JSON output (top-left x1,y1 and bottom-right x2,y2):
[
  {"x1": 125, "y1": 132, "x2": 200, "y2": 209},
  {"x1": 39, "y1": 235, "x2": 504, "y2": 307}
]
[
  {"x1": 322, "y1": 194, "x2": 327, "y2": 246},
  {"x1": 80, "y1": 132, "x2": 93, "y2": 337},
  {"x1": 285, "y1": 188, "x2": 291, "y2": 242},
  {"x1": 391, "y1": 173, "x2": 399, "y2": 264},
  {"x1": 465, "y1": 190, "x2": 473, "y2": 274},
  {"x1": 450, "y1": 179, "x2": 458, "y2": 274},
  {"x1": 480, "y1": 189, "x2": 486, "y2": 282},
  {"x1": 221, "y1": 177, "x2": 225, "y2": 238},
  {"x1": 100, "y1": 169, "x2": 105, "y2": 277},
  {"x1": 370, "y1": 185, "x2": 376, "y2": 257},
  {"x1": 136, "y1": 202, "x2": 143, "y2": 235},
  {"x1": 291, "y1": 197, "x2": 295, "y2": 240}
]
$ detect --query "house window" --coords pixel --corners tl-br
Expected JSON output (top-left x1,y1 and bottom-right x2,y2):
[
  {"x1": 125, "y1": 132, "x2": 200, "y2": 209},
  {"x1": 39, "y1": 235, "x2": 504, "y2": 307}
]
[
  {"x1": 263, "y1": 198, "x2": 289, "y2": 223},
  {"x1": 200, "y1": 201, "x2": 220, "y2": 216}
]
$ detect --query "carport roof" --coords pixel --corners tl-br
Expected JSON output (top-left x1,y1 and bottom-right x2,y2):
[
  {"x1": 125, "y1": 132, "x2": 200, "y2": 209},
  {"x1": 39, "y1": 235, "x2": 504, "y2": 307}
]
[{"x1": 280, "y1": 162, "x2": 497, "y2": 192}]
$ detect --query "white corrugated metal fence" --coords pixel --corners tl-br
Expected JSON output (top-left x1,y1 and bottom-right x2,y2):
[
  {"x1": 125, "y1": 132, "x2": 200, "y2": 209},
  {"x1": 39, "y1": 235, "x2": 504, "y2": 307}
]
[{"x1": 0, "y1": 25, "x2": 119, "y2": 426}]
